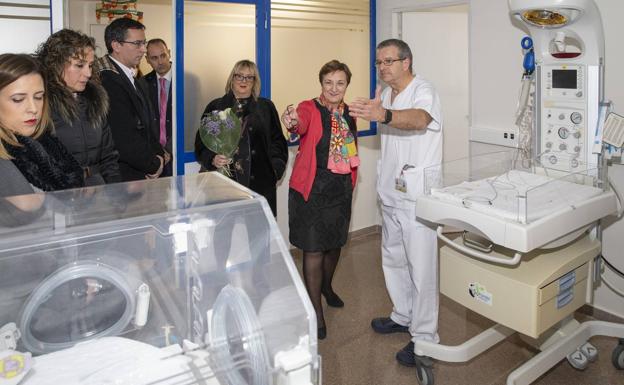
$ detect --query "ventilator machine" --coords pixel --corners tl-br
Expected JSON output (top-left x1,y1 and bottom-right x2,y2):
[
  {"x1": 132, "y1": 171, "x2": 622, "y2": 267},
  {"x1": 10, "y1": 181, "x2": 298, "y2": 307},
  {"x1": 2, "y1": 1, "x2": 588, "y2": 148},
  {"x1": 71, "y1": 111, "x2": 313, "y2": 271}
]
[{"x1": 411, "y1": 1, "x2": 624, "y2": 384}]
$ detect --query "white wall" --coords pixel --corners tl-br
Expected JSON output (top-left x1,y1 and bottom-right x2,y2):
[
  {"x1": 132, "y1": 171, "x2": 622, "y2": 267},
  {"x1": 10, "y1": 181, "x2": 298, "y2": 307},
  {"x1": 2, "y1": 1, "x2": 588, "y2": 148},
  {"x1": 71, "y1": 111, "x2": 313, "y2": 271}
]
[{"x1": 401, "y1": 8, "x2": 470, "y2": 161}]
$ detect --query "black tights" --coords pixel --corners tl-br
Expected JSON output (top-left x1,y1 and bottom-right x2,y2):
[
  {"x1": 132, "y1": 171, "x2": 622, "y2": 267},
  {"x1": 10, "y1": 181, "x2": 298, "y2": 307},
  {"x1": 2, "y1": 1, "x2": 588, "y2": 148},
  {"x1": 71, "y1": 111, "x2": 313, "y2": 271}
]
[{"x1": 302, "y1": 248, "x2": 341, "y2": 328}]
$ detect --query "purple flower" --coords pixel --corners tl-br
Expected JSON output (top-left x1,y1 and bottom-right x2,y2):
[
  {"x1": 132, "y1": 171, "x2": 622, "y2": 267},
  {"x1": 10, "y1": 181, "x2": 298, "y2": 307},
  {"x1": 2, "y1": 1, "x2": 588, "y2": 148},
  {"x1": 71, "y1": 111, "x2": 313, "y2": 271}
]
[{"x1": 206, "y1": 119, "x2": 221, "y2": 136}]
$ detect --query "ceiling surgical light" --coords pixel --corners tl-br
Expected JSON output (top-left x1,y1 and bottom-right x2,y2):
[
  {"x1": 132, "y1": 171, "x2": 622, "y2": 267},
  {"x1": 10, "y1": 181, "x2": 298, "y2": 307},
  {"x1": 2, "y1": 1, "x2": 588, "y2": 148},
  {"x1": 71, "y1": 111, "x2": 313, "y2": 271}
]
[{"x1": 522, "y1": 9, "x2": 569, "y2": 27}]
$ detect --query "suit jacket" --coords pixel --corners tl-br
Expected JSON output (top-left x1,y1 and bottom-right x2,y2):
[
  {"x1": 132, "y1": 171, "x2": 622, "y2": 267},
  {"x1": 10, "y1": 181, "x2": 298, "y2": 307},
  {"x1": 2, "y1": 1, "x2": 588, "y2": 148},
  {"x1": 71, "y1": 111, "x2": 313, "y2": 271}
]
[
  {"x1": 140, "y1": 70, "x2": 172, "y2": 155},
  {"x1": 97, "y1": 55, "x2": 164, "y2": 181}
]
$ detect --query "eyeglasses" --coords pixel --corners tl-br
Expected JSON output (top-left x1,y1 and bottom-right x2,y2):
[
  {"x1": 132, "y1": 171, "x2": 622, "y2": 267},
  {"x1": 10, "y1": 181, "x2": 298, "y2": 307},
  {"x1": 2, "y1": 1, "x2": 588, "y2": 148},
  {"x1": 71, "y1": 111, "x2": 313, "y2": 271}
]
[
  {"x1": 233, "y1": 74, "x2": 255, "y2": 82},
  {"x1": 119, "y1": 40, "x2": 148, "y2": 48},
  {"x1": 375, "y1": 58, "x2": 405, "y2": 67}
]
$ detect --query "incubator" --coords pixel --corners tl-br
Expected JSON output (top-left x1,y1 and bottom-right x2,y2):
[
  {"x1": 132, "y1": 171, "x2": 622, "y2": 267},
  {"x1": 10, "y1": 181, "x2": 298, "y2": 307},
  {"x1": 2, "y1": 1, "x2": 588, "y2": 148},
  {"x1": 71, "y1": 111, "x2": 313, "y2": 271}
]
[
  {"x1": 409, "y1": 1, "x2": 624, "y2": 384},
  {"x1": 0, "y1": 172, "x2": 318, "y2": 385}
]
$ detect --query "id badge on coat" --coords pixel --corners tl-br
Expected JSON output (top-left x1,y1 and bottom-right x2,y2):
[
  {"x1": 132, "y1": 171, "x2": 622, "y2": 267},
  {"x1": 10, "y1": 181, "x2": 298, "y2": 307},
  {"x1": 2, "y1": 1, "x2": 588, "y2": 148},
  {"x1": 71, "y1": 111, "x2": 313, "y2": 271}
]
[{"x1": 395, "y1": 164, "x2": 415, "y2": 193}]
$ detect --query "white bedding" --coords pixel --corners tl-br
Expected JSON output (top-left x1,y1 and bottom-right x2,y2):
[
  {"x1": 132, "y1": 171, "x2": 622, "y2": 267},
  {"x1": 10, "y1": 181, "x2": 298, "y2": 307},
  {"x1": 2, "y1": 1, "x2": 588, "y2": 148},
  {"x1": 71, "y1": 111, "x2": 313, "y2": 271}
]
[{"x1": 430, "y1": 170, "x2": 603, "y2": 223}]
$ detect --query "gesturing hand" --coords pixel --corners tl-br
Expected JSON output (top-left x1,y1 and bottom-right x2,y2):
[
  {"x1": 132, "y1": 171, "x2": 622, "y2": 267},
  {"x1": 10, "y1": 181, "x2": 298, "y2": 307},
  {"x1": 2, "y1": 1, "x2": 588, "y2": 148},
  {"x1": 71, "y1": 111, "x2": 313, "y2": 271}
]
[
  {"x1": 348, "y1": 85, "x2": 385, "y2": 122},
  {"x1": 281, "y1": 104, "x2": 299, "y2": 131}
]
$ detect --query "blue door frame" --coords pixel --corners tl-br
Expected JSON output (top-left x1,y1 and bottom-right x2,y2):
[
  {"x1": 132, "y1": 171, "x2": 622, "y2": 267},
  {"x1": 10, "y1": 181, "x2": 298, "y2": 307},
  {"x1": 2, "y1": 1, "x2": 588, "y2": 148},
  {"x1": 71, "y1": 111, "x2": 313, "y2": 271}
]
[
  {"x1": 175, "y1": 0, "x2": 376, "y2": 175},
  {"x1": 174, "y1": 0, "x2": 270, "y2": 175}
]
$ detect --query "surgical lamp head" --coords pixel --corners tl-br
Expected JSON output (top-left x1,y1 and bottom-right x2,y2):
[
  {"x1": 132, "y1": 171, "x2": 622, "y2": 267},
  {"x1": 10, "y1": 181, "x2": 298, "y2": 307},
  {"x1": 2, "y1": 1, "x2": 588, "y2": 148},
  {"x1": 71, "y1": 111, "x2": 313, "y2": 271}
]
[
  {"x1": 508, "y1": 0, "x2": 604, "y2": 65},
  {"x1": 520, "y1": 8, "x2": 579, "y2": 28}
]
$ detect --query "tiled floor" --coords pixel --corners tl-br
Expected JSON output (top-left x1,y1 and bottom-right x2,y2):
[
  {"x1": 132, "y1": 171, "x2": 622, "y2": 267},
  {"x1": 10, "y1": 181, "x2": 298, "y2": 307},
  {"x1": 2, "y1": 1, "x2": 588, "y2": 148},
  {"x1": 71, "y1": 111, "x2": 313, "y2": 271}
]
[{"x1": 291, "y1": 231, "x2": 624, "y2": 385}]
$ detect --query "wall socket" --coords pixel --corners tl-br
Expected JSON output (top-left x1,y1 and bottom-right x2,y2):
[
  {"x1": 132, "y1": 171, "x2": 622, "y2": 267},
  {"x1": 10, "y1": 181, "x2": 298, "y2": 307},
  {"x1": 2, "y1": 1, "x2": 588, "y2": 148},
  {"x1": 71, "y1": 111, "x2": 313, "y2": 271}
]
[{"x1": 470, "y1": 126, "x2": 519, "y2": 148}]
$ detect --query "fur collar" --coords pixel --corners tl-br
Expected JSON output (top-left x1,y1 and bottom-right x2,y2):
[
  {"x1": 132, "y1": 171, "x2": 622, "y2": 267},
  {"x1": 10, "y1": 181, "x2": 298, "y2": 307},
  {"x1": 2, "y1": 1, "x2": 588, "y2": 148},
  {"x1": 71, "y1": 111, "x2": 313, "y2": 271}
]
[
  {"x1": 47, "y1": 79, "x2": 109, "y2": 130},
  {"x1": 5, "y1": 131, "x2": 84, "y2": 191}
]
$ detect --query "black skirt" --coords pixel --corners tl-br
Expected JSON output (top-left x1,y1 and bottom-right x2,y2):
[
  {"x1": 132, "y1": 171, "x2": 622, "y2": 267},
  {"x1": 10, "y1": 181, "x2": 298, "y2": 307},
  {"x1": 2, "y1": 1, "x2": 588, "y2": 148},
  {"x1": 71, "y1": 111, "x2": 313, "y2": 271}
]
[{"x1": 288, "y1": 169, "x2": 353, "y2": 252}]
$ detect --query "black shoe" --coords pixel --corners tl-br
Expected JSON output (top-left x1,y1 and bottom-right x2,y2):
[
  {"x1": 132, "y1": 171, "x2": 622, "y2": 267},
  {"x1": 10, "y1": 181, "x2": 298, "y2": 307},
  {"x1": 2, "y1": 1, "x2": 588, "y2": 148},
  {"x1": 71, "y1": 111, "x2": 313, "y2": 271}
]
[
  {"x1": 322, "y1": 290, "x2": 344, "y2": 308},
  {"x1": 371, "y1": 317, "x2": 409, "y2": 334},
  {"x1": 396, "y1": 341, "x2": 416, "y2": 367},
  {"x1": 318, "y1": 326, "x2": 327, "y2": 340}
]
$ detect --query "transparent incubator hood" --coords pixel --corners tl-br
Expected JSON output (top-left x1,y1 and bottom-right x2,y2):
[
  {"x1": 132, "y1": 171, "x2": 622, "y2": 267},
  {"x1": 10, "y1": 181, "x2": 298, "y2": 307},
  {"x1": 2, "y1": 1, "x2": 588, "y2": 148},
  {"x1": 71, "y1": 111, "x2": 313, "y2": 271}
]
[
  {"x1": 0, "y1": 172, "x2": 318, "y2": 385},
  {"x1": 423, "y1": 150, "x2": 604, "y2": 225},
  {"x1": 417, "y1": 150, "x2": 617, "y2": 253}
]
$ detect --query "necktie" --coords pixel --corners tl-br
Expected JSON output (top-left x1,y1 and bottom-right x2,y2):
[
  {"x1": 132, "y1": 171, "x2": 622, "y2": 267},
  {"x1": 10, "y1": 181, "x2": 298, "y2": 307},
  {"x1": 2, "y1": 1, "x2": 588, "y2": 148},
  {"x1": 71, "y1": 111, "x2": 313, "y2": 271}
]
[{"x1": 158, "y1": 77, "x2": 167, "y2": 147}]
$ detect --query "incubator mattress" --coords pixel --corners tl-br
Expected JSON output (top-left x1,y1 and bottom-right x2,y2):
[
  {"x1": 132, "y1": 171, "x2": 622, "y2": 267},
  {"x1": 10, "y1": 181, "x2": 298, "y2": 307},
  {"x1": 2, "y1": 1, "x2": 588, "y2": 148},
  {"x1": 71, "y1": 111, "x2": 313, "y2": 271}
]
[{"x1": 430, "y1": 170, "x2": 603, "y2": 223}]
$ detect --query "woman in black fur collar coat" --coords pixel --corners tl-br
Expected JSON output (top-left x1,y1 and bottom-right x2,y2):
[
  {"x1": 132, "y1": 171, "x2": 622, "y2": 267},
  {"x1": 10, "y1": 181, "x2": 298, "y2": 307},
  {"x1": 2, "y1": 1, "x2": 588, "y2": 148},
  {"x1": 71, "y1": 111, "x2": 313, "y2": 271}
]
[
  {"x1": 0, "y1": 53, "x2": 83, "y2": 198},
  {"x1": 37, "y1": 29, "x2": 121, "y2": 186},
  {"x1": 194, "y1": 60, "x2": 288, "y2": 216}
]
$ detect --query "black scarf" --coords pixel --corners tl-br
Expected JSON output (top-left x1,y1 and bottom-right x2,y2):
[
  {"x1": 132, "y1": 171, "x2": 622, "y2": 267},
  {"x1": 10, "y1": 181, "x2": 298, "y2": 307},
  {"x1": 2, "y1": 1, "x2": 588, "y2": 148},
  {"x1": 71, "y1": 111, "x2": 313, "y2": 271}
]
[{"x1": 5, "y1": 132, "x2": 84, "y2": 191}]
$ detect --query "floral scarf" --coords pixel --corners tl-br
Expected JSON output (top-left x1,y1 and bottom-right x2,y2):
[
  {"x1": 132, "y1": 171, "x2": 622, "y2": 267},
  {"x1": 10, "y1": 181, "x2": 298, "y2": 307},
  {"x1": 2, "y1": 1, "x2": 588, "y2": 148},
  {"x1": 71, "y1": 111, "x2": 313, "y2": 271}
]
[{"x1": 318, "y1": 95, "x2": 360, "y2": 174}]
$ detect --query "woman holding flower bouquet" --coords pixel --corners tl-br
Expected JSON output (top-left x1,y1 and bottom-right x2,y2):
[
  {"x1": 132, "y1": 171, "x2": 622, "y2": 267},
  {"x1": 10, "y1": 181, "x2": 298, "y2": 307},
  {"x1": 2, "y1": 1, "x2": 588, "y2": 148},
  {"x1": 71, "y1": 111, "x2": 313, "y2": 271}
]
[
  {"x1": 194, "y1": 59, "x2": 287, "y2": 216},
  {"x1": 280, "y1": 60, "x2": 359, "y2": 340}
]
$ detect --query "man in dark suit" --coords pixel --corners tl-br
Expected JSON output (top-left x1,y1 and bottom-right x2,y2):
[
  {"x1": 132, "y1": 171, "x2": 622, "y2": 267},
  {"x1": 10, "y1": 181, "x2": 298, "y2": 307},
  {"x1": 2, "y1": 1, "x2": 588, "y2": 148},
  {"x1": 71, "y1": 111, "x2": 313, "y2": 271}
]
[
  {"x1": 97, "y1": 18, "x2": 166, "y2": 181},
  {"x1": 141, "y1": 38, "x2": 173, "y2": 176}
]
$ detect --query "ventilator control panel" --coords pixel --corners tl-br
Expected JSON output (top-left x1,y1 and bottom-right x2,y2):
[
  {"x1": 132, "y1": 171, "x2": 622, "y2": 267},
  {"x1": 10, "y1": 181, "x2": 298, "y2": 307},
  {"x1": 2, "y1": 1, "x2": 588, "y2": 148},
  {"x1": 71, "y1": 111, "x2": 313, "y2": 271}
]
[{"x1": 539, "y1": 64, "x2": 589, "y2": 170}]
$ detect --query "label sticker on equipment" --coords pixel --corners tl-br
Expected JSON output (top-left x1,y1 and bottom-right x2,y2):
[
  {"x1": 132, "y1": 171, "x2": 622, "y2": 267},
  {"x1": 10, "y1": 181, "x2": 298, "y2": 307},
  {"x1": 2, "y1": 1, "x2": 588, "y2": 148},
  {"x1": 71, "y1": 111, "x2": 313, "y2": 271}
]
[{"x1": 468, "y1": 282, "x2": 493, "y2": 306}]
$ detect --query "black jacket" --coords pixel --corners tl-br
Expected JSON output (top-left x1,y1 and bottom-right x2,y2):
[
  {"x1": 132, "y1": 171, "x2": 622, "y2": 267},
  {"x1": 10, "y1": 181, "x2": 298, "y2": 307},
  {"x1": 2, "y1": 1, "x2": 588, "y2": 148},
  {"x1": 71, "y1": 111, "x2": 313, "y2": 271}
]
[
  {"x1": 47, "y1": 80, "x2": 121, "y2": 186},
  {"x1": 97, "y1": 55, "x2": 164, "y2": 181},
  {"x1": 194, "y1": 92, "x2": 288, "y2": 215}
]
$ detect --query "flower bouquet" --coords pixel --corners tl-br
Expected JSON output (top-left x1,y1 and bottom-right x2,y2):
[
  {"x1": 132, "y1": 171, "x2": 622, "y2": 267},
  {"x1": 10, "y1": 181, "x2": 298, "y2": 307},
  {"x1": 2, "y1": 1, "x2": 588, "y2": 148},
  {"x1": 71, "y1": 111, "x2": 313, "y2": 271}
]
[{"x1": 198, "y1": 108, "x2": 242, "y2": 177}]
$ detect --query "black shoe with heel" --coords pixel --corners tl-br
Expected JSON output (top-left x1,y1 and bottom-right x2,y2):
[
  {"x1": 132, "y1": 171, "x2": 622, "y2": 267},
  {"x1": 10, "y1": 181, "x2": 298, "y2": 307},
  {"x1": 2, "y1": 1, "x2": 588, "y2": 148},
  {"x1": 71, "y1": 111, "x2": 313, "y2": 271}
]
[
  {"x1": 322, "y1": 290, "x2": 344, "y2": 308},
  {"x1": 318, "y1": 326, "x2": 327, "y2": 340}
]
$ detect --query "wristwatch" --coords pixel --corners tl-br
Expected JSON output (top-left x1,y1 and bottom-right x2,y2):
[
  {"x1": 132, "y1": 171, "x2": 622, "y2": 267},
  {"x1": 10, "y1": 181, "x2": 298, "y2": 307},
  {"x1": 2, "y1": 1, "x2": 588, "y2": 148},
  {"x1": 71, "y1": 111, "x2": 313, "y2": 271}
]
[{"x1": 382, "y1": 109, "x2": 393, "y2": 124}]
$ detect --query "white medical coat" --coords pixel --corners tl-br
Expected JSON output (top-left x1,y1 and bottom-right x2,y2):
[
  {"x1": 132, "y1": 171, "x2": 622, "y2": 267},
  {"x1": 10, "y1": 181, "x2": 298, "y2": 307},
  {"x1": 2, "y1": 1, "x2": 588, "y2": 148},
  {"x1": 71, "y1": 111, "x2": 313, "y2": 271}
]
[{"x1": 377, "y1": 75, "x2": 443, "y2": 208}]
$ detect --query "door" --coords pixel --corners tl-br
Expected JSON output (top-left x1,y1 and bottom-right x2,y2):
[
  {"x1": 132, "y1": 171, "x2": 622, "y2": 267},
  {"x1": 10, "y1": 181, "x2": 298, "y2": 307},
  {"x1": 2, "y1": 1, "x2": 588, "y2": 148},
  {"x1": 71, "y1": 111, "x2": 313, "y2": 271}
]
[
  {"x1": 175, "y1": 0, "x2": 269, "y2": 175},
  {"x1": 401, "y1": 7, "x2": 469, "y2": 162}
]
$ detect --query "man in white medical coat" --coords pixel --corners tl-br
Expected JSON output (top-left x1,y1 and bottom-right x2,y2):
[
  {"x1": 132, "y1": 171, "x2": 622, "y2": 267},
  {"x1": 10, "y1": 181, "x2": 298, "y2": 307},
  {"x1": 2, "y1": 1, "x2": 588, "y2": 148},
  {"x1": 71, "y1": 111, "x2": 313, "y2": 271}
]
[{"x1": 349, "y1": 38, "x2": 443, "y2": 366}]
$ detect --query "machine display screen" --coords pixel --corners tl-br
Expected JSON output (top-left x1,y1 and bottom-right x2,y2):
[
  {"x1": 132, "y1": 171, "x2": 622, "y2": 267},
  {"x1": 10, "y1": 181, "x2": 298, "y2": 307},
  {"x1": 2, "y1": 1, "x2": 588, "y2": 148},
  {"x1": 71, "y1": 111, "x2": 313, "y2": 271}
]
[{"x1": 552, "y1": 69, "x2": 577, "y2": 89}]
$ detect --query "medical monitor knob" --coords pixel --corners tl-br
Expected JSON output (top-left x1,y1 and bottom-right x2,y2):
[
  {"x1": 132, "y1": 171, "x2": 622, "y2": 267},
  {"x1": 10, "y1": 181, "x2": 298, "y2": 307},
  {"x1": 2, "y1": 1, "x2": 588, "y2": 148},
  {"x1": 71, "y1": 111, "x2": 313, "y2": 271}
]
[{"x1": 571, "y1": 112, "x2": 583, "y2": 124}]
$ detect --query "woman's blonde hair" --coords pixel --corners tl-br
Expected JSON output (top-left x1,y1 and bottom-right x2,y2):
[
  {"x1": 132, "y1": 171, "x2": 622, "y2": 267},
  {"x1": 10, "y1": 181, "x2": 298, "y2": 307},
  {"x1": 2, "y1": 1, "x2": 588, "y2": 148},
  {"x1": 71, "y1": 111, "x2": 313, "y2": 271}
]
[
  {"x1": 225, "y1": 59, "x2": 261, "y2": 99},
  {"x1": 0, "y1": 54, "x2": 49, "y2": 159}
]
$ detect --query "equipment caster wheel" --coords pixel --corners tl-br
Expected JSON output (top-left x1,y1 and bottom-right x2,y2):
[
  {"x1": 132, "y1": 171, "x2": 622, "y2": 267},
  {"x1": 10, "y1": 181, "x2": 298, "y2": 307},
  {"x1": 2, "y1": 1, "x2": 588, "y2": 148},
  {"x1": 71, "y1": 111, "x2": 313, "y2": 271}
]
[
  {"x1": 612, "y1": 338, "x2": 624, "y2": 370},
  {"x1": 579, "y1": 342, "x2": 598, "y2": 362},
  {"x1": 414, "y1": 355, "x2": 434, "y2": 385},
  {"x1": 567, "y1": 348, "x2": 589, "y2": 370}
]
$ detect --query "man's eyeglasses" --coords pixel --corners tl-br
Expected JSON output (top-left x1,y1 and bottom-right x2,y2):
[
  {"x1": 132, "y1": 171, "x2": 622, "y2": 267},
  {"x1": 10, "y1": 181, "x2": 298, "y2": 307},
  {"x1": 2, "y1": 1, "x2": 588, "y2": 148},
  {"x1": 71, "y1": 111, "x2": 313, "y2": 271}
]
[
  {"x1": 233, "y1": 73, "x2": 256, "y2": 82},
  {"x1": 375, "y1": 58, "x2": 406, "y2": 67},
  {"x1": 119, "y1": 40, "x2": 148, "y2": 48}
]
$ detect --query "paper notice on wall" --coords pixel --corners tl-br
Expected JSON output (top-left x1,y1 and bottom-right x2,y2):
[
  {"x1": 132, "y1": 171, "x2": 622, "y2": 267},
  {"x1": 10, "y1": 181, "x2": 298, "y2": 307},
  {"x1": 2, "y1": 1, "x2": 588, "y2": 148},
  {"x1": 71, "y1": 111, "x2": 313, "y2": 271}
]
[{"x1": 603, "y1": 112, "x2": 624, "y2": 148}]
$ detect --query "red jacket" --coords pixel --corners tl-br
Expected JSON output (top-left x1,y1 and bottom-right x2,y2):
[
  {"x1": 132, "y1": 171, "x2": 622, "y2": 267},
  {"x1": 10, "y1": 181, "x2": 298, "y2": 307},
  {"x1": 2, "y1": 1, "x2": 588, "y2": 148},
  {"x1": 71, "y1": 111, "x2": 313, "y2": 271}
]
[{"x1": 289, "y1": 99, "x2": 358, "y2": 201}]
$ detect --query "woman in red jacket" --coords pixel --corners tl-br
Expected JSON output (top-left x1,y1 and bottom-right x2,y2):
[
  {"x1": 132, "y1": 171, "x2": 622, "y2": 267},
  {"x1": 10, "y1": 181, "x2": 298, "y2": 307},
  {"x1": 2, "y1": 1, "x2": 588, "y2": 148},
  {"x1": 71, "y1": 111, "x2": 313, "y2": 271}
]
[{"x1": 281, "y1": 60, "x2": 359, "y2": 340}]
